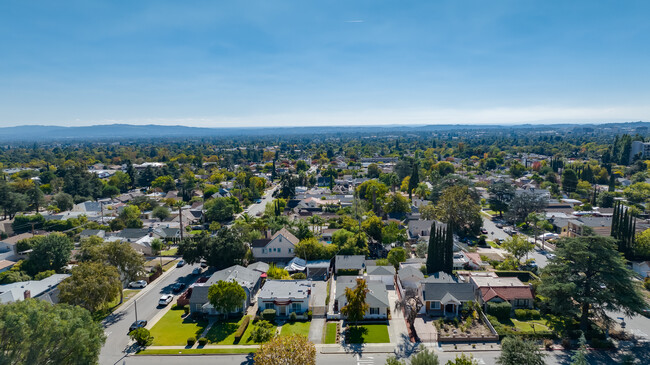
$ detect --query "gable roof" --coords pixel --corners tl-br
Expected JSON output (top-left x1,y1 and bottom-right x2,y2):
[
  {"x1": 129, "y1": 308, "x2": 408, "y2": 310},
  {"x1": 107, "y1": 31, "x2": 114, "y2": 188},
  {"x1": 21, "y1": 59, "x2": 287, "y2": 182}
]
[
  {"x1": 247, "y1": 262, "x2": 270, "y2": 273},
  {"x1": 190, "y1": 265, "x2": 261, "y2": 306},
  {"x1": 115, "y1": 228, "x2": 150, "y2": 239},
  {"x1": 367, "y1": 265, "x2": 395, "y2": 276},
  {"x1": 335, "y1": 279, "x2": 389, "y2": 308},
  {"x1": 398, "y1": 265, "x2": 424, "y2": 282},
  {"x1": 0, "y1": 274, "x2": 70, "y2": 304},
  {"x1": 422, "y1": 281, "x2": 475, "y2": 302},
  {"x1": 258, "y1": 280, "x2": 312, "y2": 299},
  {"x1": 480, "y1": 286, "x2": 534, "y2": 302},
  {"x1": 272, "y1": 228, "x2": 299, "y2": 246}
]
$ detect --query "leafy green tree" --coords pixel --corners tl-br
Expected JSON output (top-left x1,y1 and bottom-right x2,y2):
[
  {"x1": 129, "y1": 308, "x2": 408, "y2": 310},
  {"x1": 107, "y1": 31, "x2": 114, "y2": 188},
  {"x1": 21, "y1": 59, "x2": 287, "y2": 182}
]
[
  {"x1": 387, "y1": 247, "x2": 407, "y2": 270},
  {"x1": 415, "y1": 242, "x2": 428, "y2": 258},
  {"x1": 151, "y1": 175, "x2": 176, "y2": 192},
  {"x1": 254, "y1": 334, "x2": 316, "y2": 365},
  {"x1": 208, "y1": 280, "x2": 247, "y2": 318},
  {"x1": 496, "y1": 336, "x2": 545, "y2": 365},
  {"x1": 204, "y1": 197, "x2": 240, "y2": 222},
  {"x1": 410, "y1": 346, "x2": 440, "y2": 365},
  {"x1": 505, "y1": 192, "x2": 547, "y2": 224},
  {"x1": 0, "y1": 299, "x2": 105, "y2": 365},
  {"x1": 129, "y1": 327, "x2": 154, "y2": 347},
  {"x1": 250, "y1": 320, "x2": 275, "y2": 343},
  {"x1": 178, "y1": 228, "x2": 247, "y2": 269},
  {"x1": 25, "y1": 186, "x2": 44, "y2": 213},
  {"x1": 500, "y1": 234, "x2": 534, "y2": 265},
  {"x1": 634, "y1": 228, "x2": 650, "y2": 258},
  {"x1": 362, "y1": 214, "x2": 383, "y2": 243},
  {"x1": 446, "y1": 353, "x2": 479, "y2": 365},
  {"x1": 434, "y1": 186, "x2": 481, "y2": 235},
  {"x1": 488, "y1": 181, "x2": 515, "y2": 217},
  {"x1": 538, "y1": 235, "x2": 646, "y2": 331},
  {"x1": 385, "y1": 355, "x2": 406, "y2": 365},
  {"x1": 382, "y1": 221, "x2": 407, "y2": 245},
  {"x1": 420, "y1": 204, "x2": 436, "y2": 220},
  {"x1": 58, "y1": 262, "x2": 121, "y2": 313},
  {"x1": 341, "y1": 278, "x2": 369, "y2": 325},
  {"x1": 570, "y1": 334, "x2": 588, "y2": 365},
  {"x1": 52, "y1": 192, "x2": 74, "y2": 211},
  {"x1": 23, "y1": 233, "x2": 74, "y2": 275},
  {"x1": 562, "y1": 169, "x2": 579, "y2": 193},
  {"x1": 384, "y1": 193, "x2": 411, "y2": 215},
  {"x1": 152, "y1": 206, "x2": 170, "y2": 221}
]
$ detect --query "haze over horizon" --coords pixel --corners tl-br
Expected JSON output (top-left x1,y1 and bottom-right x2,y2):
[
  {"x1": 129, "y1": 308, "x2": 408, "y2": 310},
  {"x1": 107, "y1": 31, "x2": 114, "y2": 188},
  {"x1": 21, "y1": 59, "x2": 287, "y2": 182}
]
[{"x1": 1, "y1": 0, "x2": 649, "y2": 127}]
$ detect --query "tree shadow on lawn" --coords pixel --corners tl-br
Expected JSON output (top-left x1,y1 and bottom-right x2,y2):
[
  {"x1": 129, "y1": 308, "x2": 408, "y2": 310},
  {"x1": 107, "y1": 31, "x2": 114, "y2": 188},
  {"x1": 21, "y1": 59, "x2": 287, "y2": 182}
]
[{"x1": 345, "y1": 326, "x2": 369, "y2": 344}]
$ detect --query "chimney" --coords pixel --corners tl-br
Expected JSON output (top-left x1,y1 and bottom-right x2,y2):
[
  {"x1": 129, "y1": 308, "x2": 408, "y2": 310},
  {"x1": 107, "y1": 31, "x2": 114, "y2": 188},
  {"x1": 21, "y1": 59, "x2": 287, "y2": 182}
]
[{"x1": 24, "y1": 290, "x2": 31, "y2": 299}]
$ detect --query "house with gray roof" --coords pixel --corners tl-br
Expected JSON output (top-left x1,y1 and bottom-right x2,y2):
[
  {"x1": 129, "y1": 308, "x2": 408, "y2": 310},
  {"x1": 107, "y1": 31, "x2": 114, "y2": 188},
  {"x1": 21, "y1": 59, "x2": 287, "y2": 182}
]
[
  {"x1": 334, "y1": 255, "x2": 365, "y2": 274},
  {"x1": 257, "y1": 280, "x2": 311, "y2": 317},
  {"x1": 420, "y1": 272, "x2": 476, "y2": 317},
  {"x1": 366, "y1": 265, "x2": 395, "y2": 288},
  {"x1": 80, "y1": 229, "x2": 106, "y2": 240},
  {"x1": 189, "y1": 265, "x2": 262, "y2": 316},
  {"x1": 251, "y1": 228, "x2": 300, "y2": 264},
  {"x1": 0, "y1": 274, "x2": 70, "y2": 304},
  {"x1": 334, "y1": 277, "x2": 389, "y2": 319},
  {"x1": 397, "y1": 265, "x2": 425, "y2": 292}
]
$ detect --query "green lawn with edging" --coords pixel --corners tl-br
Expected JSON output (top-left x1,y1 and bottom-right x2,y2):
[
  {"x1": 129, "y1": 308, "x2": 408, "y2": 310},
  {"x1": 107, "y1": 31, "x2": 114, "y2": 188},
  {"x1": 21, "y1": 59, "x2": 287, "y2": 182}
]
[
  {"x1": 280, "y1": 321, "x2": 310, "y2": 337},
  {"x1": 161, "y1": 248, "x2": 178, "y2": 256},
  {"x1": 149, "y1": 308, "x2": 208, "y2": 346},
  {"x1": 137, "y1": 348, "x2": 256, "y2": 355},
  {"x1": 345, "y1": 324, "x2": 390, "y2": 344},
  {"x1": 324, "y1": 322, "x2": 337, "y2": 344},
  {"x1": 205, "y1": 316, "x2": 251, "y2": 345}
]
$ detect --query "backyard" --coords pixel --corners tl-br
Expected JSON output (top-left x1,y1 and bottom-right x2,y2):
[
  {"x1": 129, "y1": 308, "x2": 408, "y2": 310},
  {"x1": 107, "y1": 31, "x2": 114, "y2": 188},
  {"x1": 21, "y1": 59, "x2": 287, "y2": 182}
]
[
  {"x1": 280, "y1": 321, "x2": 310, "y2": 337},
  {"x1": 149, "y1": 308, "x2": 208, "y2": 346},
  {"x1": 344, "y1": 324, "x2": 390, "y2": 344}
]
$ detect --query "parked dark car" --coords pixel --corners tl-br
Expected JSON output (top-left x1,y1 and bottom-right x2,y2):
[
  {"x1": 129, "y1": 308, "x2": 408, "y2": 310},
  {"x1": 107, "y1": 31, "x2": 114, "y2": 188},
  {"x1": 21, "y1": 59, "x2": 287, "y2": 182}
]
[
  {"x1": 129, "y1": 320, "x2": 147, "y2": 332},
  {"x1": 172, "y1": 283, "x2": 186, "y2": 292}
]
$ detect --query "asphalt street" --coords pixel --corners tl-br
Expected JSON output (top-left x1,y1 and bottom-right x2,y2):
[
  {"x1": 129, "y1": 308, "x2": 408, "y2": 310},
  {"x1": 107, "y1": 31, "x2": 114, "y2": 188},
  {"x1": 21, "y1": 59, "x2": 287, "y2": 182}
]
[
  {"x1": 240, "y1": 185, "x2": 277, "y2": 218},
  {"x1": 99, "y1": 262, "x2": 201, "y2": 365}
]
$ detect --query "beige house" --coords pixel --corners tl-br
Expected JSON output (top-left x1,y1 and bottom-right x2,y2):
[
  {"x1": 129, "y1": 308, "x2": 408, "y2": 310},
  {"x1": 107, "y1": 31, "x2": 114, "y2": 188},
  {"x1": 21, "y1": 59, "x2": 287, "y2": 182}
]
[{"x1": 251, "y1": 228, "x2": 299, "y2": 263}]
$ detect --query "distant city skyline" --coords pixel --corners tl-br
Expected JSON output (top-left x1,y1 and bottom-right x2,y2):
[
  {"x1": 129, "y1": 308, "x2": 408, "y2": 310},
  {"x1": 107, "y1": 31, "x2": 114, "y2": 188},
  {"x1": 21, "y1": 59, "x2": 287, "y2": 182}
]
[{"x1": 1, "y1": 0, "x2": 649, "y2": 127}]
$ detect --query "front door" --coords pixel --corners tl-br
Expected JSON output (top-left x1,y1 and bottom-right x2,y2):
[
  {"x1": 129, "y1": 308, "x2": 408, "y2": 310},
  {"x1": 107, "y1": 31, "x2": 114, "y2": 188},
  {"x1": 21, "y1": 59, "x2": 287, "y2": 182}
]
[{"x1": 279, "y1": 305, "x2": 287, "y2": 316}]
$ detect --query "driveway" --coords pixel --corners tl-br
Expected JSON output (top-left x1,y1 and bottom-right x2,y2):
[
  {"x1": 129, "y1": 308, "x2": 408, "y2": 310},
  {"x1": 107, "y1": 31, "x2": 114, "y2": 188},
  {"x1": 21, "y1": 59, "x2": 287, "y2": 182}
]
[
  {"x1": 413, "y1": 315, "x2": 437, "y2": 343},
  {"x1": 310, "y1": 280, "x2": 328, "y2": 316}
]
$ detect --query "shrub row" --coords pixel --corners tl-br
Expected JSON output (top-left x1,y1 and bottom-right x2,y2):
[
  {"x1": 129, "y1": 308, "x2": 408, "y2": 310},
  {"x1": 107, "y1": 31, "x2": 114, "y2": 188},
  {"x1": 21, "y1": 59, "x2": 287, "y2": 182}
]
[
  {"x1": 486, "y1": 302, "x2": 512, "y2": 321},
  {"x1": 262, "y1": 309, "x2": 276, "y2": 322},
  {"x1": 514, "y1": 309, "x2": 541, "y2": 320},
  {"x1": 233, "y1": 315, "x2": 251, "y2": 343}
]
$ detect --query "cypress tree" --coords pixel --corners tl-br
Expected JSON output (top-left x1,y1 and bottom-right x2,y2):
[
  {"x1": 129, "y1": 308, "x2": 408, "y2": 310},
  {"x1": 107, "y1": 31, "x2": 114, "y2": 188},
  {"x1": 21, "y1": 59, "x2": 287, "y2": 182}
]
[
  {"x1": 426, "y1": 224, "x2": 437, "y2": 274},
  {"x1": 443, "y1": 223, "x2": 454, "y2": 274}
]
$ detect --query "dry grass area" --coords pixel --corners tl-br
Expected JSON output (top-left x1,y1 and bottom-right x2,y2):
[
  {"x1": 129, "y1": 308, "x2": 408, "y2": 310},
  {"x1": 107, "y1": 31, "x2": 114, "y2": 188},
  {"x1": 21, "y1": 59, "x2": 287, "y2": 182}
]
[{"x1": 436, "y1": 317, "x2": 493, "y2": 338}]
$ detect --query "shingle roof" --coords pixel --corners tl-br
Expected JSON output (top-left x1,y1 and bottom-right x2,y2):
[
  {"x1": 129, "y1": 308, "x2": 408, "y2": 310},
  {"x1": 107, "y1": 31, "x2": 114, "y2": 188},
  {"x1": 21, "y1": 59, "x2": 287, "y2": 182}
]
[
  {"x1": 336, "y1": 280, "x2": 389, "y2": 307},
  {"x1": 480, "y1": 286, "x2": 534, "y2": 302},
  {"x1": 367, "y1": 265, "x2": 395, "y2": 276},
  {"x1": 258, "y1": 280, "x2": 311, "y2": 299},
  {"x1": 398, "y1": 265, "x2": 424, "y2": 282},
  {"x1": 422, "y1": 282, "x2": 475, "y2": 302},
  {"x1": 190, "y1": 265, "x2": 261, "y2": 306},
  {"x1": 272, "y1": 228, "x2": 299, "y2": 246}
]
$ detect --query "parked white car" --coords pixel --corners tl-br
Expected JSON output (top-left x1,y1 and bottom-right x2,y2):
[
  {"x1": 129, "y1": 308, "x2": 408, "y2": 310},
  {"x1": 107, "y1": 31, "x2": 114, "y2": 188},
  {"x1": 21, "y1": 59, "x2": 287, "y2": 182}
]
[
  {"x1": 158, "y1": 294, "x2": 173, "y2": 306},
  {"x1": 128, "y1": 280, "x2": 147, "y2": 288}
]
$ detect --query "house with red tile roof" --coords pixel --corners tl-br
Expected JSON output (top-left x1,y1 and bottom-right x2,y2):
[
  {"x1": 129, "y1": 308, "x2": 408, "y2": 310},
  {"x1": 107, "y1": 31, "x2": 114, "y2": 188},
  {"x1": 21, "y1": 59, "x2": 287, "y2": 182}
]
[{"x1": 469, "y1": 274, "x2": 534, "y2": 310}]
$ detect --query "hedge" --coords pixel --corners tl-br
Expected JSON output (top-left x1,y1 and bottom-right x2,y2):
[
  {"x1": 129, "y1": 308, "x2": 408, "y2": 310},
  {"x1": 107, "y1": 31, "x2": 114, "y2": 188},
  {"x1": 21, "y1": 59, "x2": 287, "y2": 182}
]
[
  {"x1": 198, "y1": 337, "x2": 208, "y2": 346},
  {"x1": 233, "y1": 316, "x2": 251, "y2": 343},
  {"x1": 262, "y1": 309, "x2": 276, "y2": 322},
  {"x1": 514, "y1": 309, "x2": 541, "y2": 320},
  {"x1": 187, "y1": 337, "x2": 196, "y2": 346},
  {"x1": 487, "y1": 301, "x2": 512, "y2": 321}
]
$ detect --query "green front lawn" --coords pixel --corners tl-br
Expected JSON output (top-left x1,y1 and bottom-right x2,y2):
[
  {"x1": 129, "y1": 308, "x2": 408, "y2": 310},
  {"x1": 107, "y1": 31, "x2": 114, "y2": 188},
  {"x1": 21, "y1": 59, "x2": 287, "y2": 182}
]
[
  {"x1": 345, "y1": 324, "x2": 390, "y2": 344},
  {"x1": 205, "y1": 316, "x2": 251, "y2": 345},
  {"x1": 149, "y1": 308, "x2": 208, "y2": 346},
  {"x1": 280, "y1": 321, "x2": 310, "y2": 337},
  {"x1": 493, "y1": 317, "x2": 554, "y2": 336},
  {"x1": 138, "y1": 348, "x2": 256, "y2": 355},
  {"x1": 161, "y1": 248, "x2": 178, "y2": 256},
  {"x1": 324, "y1": 322, "x2": 337, "y2": 344}
]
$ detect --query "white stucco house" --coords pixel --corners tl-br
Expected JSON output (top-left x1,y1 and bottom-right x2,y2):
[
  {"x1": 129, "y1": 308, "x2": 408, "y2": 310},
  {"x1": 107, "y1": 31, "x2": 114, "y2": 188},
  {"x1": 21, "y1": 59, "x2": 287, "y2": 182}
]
[
  {"x1": 257, "y1": 280, "x2": 311, "y2": 317},
  {"x1": 365, "y1": 265, "x2": 395, "y2": 288}
]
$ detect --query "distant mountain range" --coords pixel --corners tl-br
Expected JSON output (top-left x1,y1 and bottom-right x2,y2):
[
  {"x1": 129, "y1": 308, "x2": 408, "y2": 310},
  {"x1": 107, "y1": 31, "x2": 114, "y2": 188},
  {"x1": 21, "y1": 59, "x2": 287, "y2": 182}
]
[{"x1": 0, "y1": 121, "x2": 647, "y2": 142}]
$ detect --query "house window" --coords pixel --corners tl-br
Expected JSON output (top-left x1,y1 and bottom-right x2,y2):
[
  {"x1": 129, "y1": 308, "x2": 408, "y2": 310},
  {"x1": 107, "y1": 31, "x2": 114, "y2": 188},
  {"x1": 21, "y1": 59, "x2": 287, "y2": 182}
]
[
  {"x1": 369, "y1": 307, "x2": 379, "y2": 315},
  {"x1": 515, "y1": 299, "x2": 529, "y2": 307},
  {"x1": 289, "y1": 248, "x2": 292, "y2": 253},
  {"x1": 292, "y1": 303, "x2": 301, "y2": 312},
  {"x1": 265, "y1": 303, "x2": 274, "y2": 310},
  {"x1": 262, "y1": 249, "x2": 266, "y2": 253},
  {"x1": 430, "y1": 301, "x2": 441, "y2": 310},
  {"x1": 277, "y1": 248, "x2": 281, "y2": 253}
]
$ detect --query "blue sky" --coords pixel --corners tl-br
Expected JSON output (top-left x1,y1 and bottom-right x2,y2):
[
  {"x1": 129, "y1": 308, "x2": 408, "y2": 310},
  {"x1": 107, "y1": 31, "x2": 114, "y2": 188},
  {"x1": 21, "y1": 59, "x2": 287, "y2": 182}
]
[{"x1": 1, "y1": 0, "x2": 649, "y2": 127}]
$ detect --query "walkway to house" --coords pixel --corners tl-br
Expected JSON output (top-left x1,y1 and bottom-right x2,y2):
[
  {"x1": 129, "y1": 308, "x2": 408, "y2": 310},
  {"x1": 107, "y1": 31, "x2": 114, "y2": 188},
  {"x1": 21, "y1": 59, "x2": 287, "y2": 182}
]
[{"x1": 387, "y1": 289, "x2": 408, "y2": 344}]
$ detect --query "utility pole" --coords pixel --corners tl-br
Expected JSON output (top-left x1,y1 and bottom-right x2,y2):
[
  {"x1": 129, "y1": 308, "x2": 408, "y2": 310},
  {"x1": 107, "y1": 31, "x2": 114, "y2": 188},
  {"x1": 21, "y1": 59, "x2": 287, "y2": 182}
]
[
  {"x1": 30, "y1": 222, "x2": 36, "y2": 236},
  {"x1": 178, "y1": 204, "x2": 184, "y2": 241},
  {"x1": 134, "y1": 299, "x2": 138, "y2": 322}
]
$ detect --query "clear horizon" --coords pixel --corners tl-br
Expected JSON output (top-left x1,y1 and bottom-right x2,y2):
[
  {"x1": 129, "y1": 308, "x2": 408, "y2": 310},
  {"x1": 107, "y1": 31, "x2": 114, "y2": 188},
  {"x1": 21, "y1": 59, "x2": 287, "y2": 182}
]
[{"x1": 1, "y1": 1, "x2": 649, "y2": 127}]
